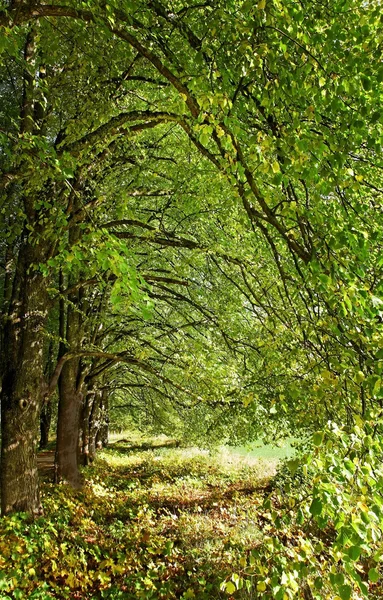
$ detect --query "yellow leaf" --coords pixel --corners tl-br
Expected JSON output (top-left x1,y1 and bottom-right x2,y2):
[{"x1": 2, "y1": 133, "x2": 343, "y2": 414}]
[
  {"x1": 216, "y1": 125, "x2": 225, "y2": 138},
  {"x1": 66, "y1": 573, "x2": 77, "y2": 588},
  {"x1": 257, "y1": 580, "x2": 267, "y2": 592},
  {"x1": 272, "y1": 160, "x2": 280, "y2": 173},
  {"x1": 243, "y1": 392, "x2": 254, "y2": 407},
  {"x1": 225, "y1": 581, "x2": 236, "y2": 594},
  {"x1": 258, "y1": 0, "x2": 266, "y2": 8},
  {"x1": 373, "y1": 377, "x2": 381, "y2": 396}
]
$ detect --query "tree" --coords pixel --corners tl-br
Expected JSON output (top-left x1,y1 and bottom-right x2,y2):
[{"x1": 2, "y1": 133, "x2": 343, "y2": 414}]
[
  {"x1": 0, "y1": 11, "x2": 162, "y2": 511},
  {"x1": 1, "y1": 0, "x2": 383, "y2": 515}
]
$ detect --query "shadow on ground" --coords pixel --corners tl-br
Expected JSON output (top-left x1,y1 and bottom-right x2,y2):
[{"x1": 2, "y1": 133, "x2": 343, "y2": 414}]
[{"x1": 109, "y1": 438, "x2": 181, "y2": 453}]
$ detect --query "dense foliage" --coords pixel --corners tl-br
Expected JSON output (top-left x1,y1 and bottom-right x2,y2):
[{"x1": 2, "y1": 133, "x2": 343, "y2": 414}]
[{"x1": 1, "y1": 0, "x2": 383, "y2": 598}]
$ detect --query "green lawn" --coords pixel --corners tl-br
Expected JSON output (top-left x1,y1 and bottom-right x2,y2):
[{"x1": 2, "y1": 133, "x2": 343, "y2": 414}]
[{"x1": 223, "y1": 439, "x2": 297, "y2": 461}]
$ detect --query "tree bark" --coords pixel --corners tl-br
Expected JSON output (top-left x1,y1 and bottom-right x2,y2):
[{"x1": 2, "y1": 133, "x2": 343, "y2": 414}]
[
  {"x1": 55, "y1": 343, "x2": 86, "y2": 484},
  {"x1": 54, "y1": 219, "x2": 87, "y2": 486},
  {"x1": 55, "y1": 353, "x2": 84, "y2": 486},
  {"x1": 0, "y1": 239, "x2": 49, "y2": 515},
  {"x1": 54, "y1": 189, "x2": 87, "y2": 487},
  {"x1": 96, "y1": 389, "x2": 109, "y2": 449},
  {"x1": 80, "y1": 389, "x2": 93, "y2": 466},
  {"x1": 88, "y1": 388, "x2": 104, "y2": 461},
  {"x1": 39, "y1": 399, "x2": 52, "y2": 449},
  {"x1": 80, "y1": 386, "x2": 109, "y2": 463},
  {"x1": 0, "y1": 30, "x2": 57, "y2": 515}
]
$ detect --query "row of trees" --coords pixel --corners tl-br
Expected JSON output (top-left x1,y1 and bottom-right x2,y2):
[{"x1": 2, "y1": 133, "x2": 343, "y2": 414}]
[{"x1": 1, "y1": 0, "x2": 383, "y2": 516}]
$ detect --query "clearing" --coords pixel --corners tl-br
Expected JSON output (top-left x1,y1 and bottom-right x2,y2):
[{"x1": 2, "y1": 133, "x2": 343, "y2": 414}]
[{"x1": 1, "y1": 435, "x2": 291, "y2": 599}]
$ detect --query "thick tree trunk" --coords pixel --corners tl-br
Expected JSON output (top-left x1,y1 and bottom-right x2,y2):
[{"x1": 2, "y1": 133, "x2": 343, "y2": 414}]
[
  {"x1": 0, "y1": 245, "x2": 15, "y2": 365},
  {"x1": 0, "y1": 27, "x2": 56, "y2": 516},
  {"x1": 54, "y1": 203, "x2": 86, "y2": 486},
  {"x1": 55, "y1": 359, "x2": 83, "y2": 487},
  {"x1": 0, "y1": 240, "x2": 49, "y2": 515}
]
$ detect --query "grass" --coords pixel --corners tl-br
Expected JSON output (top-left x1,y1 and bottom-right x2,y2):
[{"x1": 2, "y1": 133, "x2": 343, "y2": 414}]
[
  {"x1": 109, "y1": 430, "x2": 295, "y2": 463},
  {"x1": 222, "y1": 439, "x2": 297, "y2": 461},
  {"x1": 0, "y1": 434, "x2": 277, "y2": 600}
]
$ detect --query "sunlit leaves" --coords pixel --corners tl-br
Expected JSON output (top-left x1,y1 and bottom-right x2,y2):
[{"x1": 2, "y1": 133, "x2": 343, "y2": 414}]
[{"x1": 0, "y1": 443, "x2": 271, "y2": 599}]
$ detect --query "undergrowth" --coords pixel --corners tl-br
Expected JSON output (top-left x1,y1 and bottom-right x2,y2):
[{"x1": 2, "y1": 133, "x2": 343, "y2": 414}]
[
  {"x1": 0, "y1": 441, "x2": 272, "y2": 600},
  {"x1": 3, "y1": 428, "x2": 382, "y2": 600}
]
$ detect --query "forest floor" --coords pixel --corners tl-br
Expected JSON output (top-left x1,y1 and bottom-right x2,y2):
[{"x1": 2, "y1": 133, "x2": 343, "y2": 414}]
[
  {"x1": 0, "y1": 436, "x2": 288, "y2": 600},
  {"x1": 37, "y1": 450, "x2": 55, "y2": 477}
]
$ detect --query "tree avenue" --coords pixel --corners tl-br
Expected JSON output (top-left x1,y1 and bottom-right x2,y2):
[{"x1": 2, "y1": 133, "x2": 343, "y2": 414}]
[{"x1": 1, "y1": 0, "x2": 383, "y2": 597}]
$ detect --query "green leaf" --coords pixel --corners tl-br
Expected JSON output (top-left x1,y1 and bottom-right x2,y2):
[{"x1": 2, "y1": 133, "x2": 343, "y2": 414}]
[
  {"x1": 286, "y1": 458, "x2": 300, "y2": 475},
  {"x1": 62, "y1": 167, "x2": 75, "y2": 178},
  {"x1": 314, "y1": 577, "x2": 323, "y2": 590},
  {"x1": 373, "y1": 378, "x2": 381, "y2": 396},
  {"x1": 313, "y1": 431, "x2": 324, "y2": 446},
  {"x1": 338, "y1": 584, "x2": 352, "y2": 600},
  {"x1": 334, "y1": 573, "x2": 344, "y2": 585},
  {"x1": 199, "y1": 132, "x2": 209, "y2": 146},
  {"x1": 347, "y1": 546, "x2": 361, "y2": 561},
  {"x1": 368, "y1": 568, "x2": 379, "y2": 583},
  {"x1": 310, "y1": 498, "x2": 322, "y2": 517}
]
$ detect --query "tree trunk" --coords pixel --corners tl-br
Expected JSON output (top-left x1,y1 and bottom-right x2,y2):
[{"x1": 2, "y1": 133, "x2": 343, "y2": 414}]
[
  {"x1": 80, "y1": 389, "x2": 93, "y2": 466},
  {"x1": 0, "y1": 245, "x2": 15, "y2": 370},
  {"x1": 88, "y1": 389, "x2": 104, "y2": 462},
  {"x1": 55, "y1": 358, "x2": 83, "y2": 487},
  {"x1": 39, "y1": 399, "x2": 52, "y2": 449},
  {"x1": 39, "y1": 339, "x2": 56, "y2": 450},
  {"x1": 54, "y1": 203, "x2": 85, "y2": 487},
  {"x1": 81, "y1": 386, "x2": 108, "y2": 463},
  {"x1": 0, "y1": 240, "x2": 49, "y2": 515},
  {"x1": 80, "y1": 387, "x2": 109, "y2": 463},
  {"x1": 96, "y1": 389, "x2": 109, "y2": 448}
]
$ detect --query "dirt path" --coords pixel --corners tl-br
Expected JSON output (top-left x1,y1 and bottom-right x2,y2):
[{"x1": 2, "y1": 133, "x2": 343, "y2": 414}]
[{"x1": 37, "y1": 451, "x2": 55, "y2": 479}]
